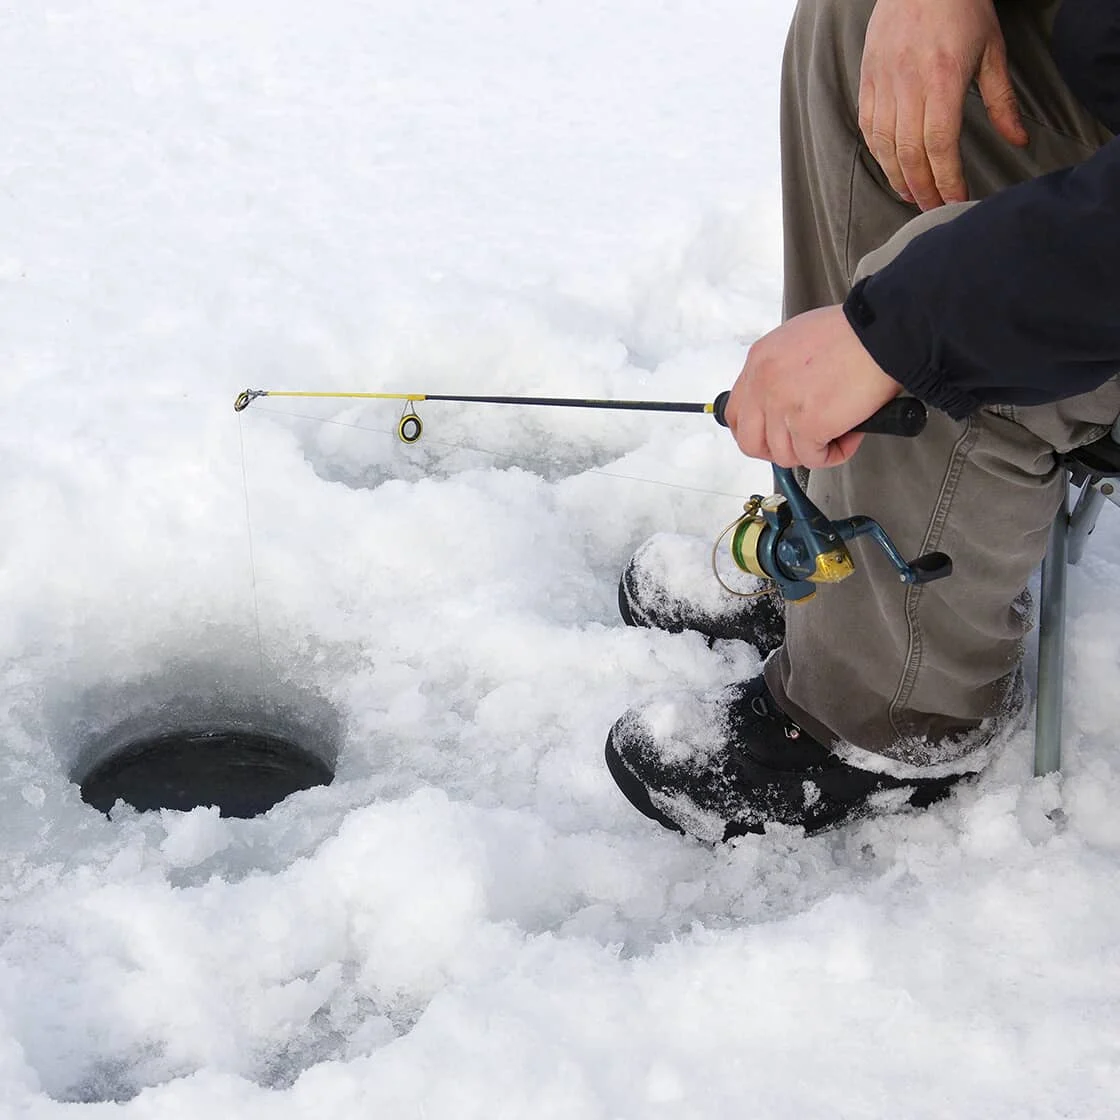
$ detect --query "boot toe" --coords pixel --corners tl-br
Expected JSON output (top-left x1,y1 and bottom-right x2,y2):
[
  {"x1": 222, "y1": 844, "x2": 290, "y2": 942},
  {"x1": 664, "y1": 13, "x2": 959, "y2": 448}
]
[
  {"x1": 605, "y1": 685, "x2": 774, "y2": 842},
  {"x1": 619, "y1": 533, "x2": 784, "y2": 650},
  {"x1": 605, "y1": 677, "x2": 964, "y2": 841}
]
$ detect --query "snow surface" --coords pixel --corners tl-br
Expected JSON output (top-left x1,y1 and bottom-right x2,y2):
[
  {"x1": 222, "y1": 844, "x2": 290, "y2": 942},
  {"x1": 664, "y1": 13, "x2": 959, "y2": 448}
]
[{"x1": 3, "y1": 1, "x2": 1120, "y2": 1115}]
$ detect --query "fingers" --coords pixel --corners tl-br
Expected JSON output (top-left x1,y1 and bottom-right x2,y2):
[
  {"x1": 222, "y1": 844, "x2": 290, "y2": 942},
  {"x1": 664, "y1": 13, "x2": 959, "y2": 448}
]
[
  {"x1": 978, "y1": 40, "x2": 1029, "y2": 147},
  {"x1": 765, "y1": 413, "x2": 799, "y2": 470},
  {"x1": 862, "y1": 64, "x2": 967, "y2": 210},
  {"x1": 726, "y1": 372, "x2": 788, "y2": 465},
  {"x1": 894, "y1": 78, "x2": 941, "y2": 210},
  {"x1": 821, "y1": 430, "x2": 865, "y2": 468},
  {"x1": 923, "y1": 83, "x2": 969, "y2": 204},
  {"x1": 861, "y1": 77, "x2": 913, "y2": 205},
  {"x1": 738, "y1": 407, "x2": 859, "y2": 471},
  {"x1": 785, "y1": 421, "x2": 861, "y2": 470},
  {"x1": 735, "y1": 392, "x2": 768, "y2": 463}
]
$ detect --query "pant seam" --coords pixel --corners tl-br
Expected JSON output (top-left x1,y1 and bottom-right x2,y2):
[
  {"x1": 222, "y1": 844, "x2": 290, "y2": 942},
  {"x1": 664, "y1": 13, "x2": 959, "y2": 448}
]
[
  {"x1": 843, "y1": 139, "x2": 860, "y2": 283},
  {"x1": 888, "y1": 417, "x2": 979, "y2": 737}
]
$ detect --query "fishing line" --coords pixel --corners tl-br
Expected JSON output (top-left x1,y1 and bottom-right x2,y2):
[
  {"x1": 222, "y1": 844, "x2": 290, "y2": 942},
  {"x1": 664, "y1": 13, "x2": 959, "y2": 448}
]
[
  {"x1": 236, "y1": 412, "x2": 268, "y2": 702},
  {"x1": 245, "y1": 396, "x2": 761, "y2": 497},
  {"x1": 248, "y1": 403, "x2": 752, "y2": 501}
]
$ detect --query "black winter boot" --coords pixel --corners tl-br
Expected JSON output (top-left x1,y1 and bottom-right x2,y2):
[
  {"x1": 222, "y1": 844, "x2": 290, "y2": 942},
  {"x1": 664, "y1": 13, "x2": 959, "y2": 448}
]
[
  {"x1": 605, "y1": 675, "x2": 962, "y2": 841},
  {"x1": 619, "y1": 533, "x2": 785, "y2": 653}
]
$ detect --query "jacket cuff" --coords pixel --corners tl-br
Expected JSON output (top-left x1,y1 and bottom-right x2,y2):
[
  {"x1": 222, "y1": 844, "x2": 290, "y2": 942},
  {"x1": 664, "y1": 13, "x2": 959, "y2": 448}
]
[{"x1": 843, "y1": 277, "x2": 978, "y2": 421}]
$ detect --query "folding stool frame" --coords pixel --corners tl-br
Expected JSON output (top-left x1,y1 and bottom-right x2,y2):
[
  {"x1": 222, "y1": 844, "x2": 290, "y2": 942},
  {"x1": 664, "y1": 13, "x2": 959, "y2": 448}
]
[{"x1": 1033, "y1": 423, "x2": 1120, "y2": 775}]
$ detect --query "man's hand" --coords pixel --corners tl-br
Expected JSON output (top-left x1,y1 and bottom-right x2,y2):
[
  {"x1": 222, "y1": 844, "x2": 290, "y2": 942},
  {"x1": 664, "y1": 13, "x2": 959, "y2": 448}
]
[
  {"x1": 723, "y1": 306, "x2": 902, "y2": 469},
  {"x1": 859, "y1": 0, "x2": 1028, "y2": 210}
]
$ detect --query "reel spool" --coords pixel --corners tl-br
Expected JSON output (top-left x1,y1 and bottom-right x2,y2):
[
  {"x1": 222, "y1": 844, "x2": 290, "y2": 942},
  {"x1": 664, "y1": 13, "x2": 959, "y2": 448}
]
[{"x1": 716, "y1": 466, "x2": 952, "y2": 603}]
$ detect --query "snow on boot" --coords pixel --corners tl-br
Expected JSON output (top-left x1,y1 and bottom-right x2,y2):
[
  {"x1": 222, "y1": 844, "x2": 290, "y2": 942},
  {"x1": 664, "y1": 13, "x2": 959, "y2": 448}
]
[
  {"x1": 604, "y1": 675, "x2": 961, "y2": 842},
  {"x1": 619, "y1": 532, "x2": 785, "y2": 652}
]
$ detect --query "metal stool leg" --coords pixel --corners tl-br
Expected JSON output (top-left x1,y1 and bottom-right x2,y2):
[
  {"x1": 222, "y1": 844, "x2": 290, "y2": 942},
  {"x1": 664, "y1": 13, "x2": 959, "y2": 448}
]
[
  {"x1": 1067, "y1": 480, "x2": 1109, "y2": 565},
  {"x1": 1034, "y1": 485, "x2": 1069, "y2": 776},
  {"x1": 1031, "y1": 424, "x2": 1120, "y2": 777}
]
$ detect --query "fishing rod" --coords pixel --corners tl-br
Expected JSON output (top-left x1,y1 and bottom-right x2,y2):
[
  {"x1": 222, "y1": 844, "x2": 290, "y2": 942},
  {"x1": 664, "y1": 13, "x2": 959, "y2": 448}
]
[
  {"x1": 233, "y1": 386, "x2": 948, "y2": 602},
  {"x1": 233, "y1": 387, "x2": 926, "y2": 443}
]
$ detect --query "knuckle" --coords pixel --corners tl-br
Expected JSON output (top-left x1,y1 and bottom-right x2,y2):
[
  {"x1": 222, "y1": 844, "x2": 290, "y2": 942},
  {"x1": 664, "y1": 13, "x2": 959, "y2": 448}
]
[
  {"x1": 894, "y1": 45, "x2": 919, "y2": 76},
  {"x1": 928, "y1": 52, "x2": 960, "y2": 83},
  {"x1": 918, "y1": 117, "x2": 954, "y2": 145},
  {"x1": 923, "y1": 128, "x2": 955, "y2": 159},
  {"x1": 894, "y1": 141, "x2": 924, "y2": 170},
  {"x1": 868, "y1": 126, "x2": 895, "y2": 155},
  {"x1": 932, "y1": 170, "x2": 964, "y2": 197},
  {"x1": 743, "y1": 431, "x2": 765, "y2": 457}
]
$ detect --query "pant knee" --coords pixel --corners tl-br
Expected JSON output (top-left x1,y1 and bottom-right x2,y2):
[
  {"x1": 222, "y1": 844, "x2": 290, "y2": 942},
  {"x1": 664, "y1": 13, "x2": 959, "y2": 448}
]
[
  {"x1": 852, "y1": 201, "x2": 979, "y2": 284},
  {"x1": 783, "y1": 0, "x2": 875, "y2": 120}
]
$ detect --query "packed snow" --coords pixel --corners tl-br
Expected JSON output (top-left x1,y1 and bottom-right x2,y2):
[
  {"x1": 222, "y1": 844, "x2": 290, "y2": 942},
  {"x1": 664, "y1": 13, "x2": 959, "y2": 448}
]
[{"x1": 3, "y1": 1, "x2": 1120, "y2": 1115}]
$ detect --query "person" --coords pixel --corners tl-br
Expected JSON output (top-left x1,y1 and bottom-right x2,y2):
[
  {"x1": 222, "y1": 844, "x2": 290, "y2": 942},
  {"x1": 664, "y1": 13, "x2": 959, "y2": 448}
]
[{"x1": 605, "y1": 0, "x2": 1120, "y2": 842}]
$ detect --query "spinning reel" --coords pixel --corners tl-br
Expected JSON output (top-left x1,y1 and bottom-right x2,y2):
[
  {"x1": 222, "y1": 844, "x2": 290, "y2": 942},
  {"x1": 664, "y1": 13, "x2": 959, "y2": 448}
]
[{"x1": 709, "y1": 394, "x2": 953, "y2": 602}]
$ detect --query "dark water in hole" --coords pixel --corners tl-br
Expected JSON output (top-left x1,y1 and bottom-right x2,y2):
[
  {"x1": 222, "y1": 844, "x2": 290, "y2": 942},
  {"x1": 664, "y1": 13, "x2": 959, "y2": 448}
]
[{"x1": 79, "y1": 727, "x2": 334, "y2": 817}]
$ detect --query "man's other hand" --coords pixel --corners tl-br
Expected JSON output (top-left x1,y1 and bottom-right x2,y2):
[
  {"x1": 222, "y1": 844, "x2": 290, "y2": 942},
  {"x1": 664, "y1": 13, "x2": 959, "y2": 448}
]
[
  {"x1": 859, "y1": 0, "x2": 1029, "y2": 210},
  {"x1": 723, "y1": 306, "x2": 902, "y2": 469}
]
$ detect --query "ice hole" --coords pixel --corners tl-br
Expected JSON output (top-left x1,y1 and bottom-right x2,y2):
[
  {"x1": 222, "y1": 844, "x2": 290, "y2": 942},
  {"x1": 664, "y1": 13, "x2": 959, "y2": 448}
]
[
  {"x1": 62, "y1": 656, "x2": 342, "y2": 818},
  {"x1": 77, "y1": 726, "x2": 335, "y2": 817}
]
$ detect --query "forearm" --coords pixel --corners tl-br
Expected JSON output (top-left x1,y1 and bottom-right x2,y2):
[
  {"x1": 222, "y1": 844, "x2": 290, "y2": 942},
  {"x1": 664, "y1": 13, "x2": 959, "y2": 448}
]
[{"x1": 843, "y1": 135, "x2": 1120, "y2": 417}]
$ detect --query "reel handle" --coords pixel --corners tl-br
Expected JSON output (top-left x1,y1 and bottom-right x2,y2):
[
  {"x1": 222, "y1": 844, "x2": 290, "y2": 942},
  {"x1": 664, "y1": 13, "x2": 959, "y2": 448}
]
[{"x1": 711, "y1": 392, "x2": 926, "y2": 439}]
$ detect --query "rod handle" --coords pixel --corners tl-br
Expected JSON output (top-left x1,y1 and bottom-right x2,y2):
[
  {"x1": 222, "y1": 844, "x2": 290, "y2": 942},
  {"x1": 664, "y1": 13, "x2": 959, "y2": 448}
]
[
  {"x1": 711, "y1": 392, "x2": 926, "y2": 438},
  {"x1": 853, "y1": 397, "x2": 927, "y2": 437}
]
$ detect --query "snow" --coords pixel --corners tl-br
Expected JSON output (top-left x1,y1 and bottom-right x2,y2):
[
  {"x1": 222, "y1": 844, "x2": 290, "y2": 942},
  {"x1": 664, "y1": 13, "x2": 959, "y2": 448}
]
[
  {"x1": 2, "y1": 0, "x2": 1120, "y2": 1115},
  {"x1": 625, "y1": 531, "x2": 778, "y2": 619}
]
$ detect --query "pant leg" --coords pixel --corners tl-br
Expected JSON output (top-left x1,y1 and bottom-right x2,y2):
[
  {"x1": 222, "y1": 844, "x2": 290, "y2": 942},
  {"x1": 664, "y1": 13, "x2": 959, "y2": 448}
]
[
  {"x1": 767, "y1": 0, "x2": 1120, "y2": 768},
  {"x1": 781, "y1": 0, "x2": 1113, "y2": 318},
  {"x1": 766, "y1": 379, "x2": 1120, "y2": 769}
]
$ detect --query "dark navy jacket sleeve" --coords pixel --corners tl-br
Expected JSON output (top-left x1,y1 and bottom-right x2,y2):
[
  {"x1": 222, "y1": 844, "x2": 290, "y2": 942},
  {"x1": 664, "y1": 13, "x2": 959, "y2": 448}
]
[
  {"x1": 843, "y1": 138, "x2": 1120, "y2": 419},
  {"x1": 1052, "y1": 0, "x2": 1120, "y2": 133},
  {"x1": 841, "y1": 0, "x2": 1120, "y2": 420}
]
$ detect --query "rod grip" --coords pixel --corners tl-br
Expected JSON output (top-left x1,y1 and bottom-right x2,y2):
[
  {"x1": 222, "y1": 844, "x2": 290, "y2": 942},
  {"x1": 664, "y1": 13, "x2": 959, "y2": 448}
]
[
  {"x1": 711, "y1": 392, "x2": 926, "y2": 438},
  {"x1": 852, "y1": 397, "x2": 927, "y2": 437}
]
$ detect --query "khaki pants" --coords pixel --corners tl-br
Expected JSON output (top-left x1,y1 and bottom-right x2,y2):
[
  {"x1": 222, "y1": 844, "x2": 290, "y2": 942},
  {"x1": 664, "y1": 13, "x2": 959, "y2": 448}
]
[{"x1": 764, "y1": 0, "x2": 1120, "y2": 767}]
